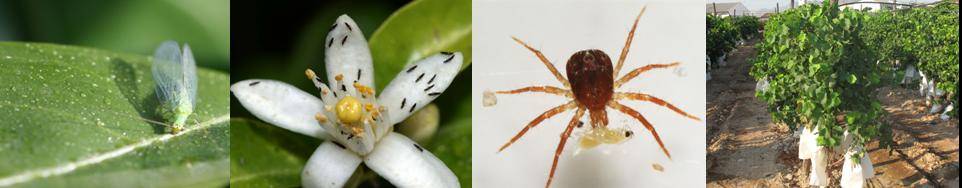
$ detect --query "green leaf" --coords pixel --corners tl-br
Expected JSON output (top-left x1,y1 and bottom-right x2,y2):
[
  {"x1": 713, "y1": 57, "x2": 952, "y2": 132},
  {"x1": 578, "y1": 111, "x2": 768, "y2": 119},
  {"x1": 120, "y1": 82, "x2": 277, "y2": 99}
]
[
  {"x1": 229, "y1": 118, "x2": 318, "y2": 188},
  {"x1": 368, "y1": 0, "x2": 472, "y2": 91},
  {"x1": 0, "y1": 42, "x2": 230, "y2": 187}
]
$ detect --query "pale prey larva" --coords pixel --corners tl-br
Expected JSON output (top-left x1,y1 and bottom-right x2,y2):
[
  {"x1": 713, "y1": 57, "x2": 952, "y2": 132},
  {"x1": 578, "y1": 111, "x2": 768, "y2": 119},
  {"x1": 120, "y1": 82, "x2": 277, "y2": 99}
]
[{"x1": 152, "y1": 40, "x2": 198, "y2": 134}]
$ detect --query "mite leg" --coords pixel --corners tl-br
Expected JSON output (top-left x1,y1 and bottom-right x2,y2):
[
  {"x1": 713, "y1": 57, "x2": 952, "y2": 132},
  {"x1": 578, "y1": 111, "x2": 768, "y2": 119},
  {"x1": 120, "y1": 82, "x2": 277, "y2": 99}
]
[
  {"x1": 608, "y1": 101, "x2": 671, "y2": 159},
  {"x1": 499, "y1": 101, "x2": 578, "y2": 152},
  {"x1": 613, "y1": 6, "x2": 647, "y2": 78},
  {"x1": 545, "y1": 107, "x2": 585, "y2": 188},
  {"x1": 614, "y1": 92, "x2": 701, "y2": 121},
  {"x1": 511, "y1": 36, "x2": 571, "y2": 89},
  {"x1": 494, "y1": 86, "x2": 572, "y2": 98},
  {"x1": 613, "y1": 62, "x2": 680, "y2": 88}
]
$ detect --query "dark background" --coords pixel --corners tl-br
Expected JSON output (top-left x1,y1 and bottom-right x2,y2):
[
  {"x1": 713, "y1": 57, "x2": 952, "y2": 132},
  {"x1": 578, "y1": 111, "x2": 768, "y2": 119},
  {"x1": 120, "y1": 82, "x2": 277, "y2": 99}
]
[{"x1": 0, "y1": 0, "x2": 231, "y2": 71}]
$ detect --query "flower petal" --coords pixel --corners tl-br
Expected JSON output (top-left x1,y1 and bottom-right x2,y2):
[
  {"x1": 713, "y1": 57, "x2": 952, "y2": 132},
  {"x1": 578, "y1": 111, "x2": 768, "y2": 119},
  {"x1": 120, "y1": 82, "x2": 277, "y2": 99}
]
[
  {"x1": 302, "y1": 141, "x2": 362, "y2": 188},
  {"x1": 378, "y1": 52, "x2": 464, "y2": 126},
  {"x1": 325, "y1": 14, "x2": 375, "y2": 94},
  {"x1": 231, "y1": 79, "x2": 327, "y2": 139},
  {"x1": 363, "y1": 132, "x2": 459, "y2": 188}
]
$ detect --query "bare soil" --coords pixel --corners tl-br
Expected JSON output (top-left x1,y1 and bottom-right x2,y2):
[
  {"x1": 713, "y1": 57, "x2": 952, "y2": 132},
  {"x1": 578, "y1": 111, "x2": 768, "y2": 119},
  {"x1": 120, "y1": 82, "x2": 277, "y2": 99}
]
[{"x1": 706, "y1": 40, "x2": 959, "y2": 188}]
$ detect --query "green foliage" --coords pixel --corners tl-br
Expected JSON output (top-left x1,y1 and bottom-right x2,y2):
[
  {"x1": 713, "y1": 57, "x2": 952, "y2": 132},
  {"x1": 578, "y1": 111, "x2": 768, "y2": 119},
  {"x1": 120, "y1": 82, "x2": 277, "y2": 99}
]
[
  {"x1": 368, "y1": 0, "x2": 472, "y2": 91},
  {"x1": 732, "y1": 16, "x2": 762, "y2": 40},
  {"x1": 707, "y1": 15, "x2": 738, "y2": 62},
  {"x1": 0, "y1": 42, "x2": 230, "y2": 187},
  {"x1": 905, "y1": 4, "x2": 958, "y2": 106},
  {"x1": 862, "y1": 2, "x2": 959, "y2": 108},
  {"x1": 861, "y1": 10, "x2": 915, "y2": 65},
  {"x1": 229, "y1": 119, "x2": 318, "y2": 187},
  {"x1": 750, "y1": 2, "x2": 887, "y2": 151}
]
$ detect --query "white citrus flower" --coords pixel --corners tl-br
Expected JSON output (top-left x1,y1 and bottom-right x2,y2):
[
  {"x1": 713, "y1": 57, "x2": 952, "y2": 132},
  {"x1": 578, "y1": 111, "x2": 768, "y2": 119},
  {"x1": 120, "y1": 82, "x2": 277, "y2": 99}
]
[{"x1": 231, "y1": 15, "x2": 462, "y2": 188}]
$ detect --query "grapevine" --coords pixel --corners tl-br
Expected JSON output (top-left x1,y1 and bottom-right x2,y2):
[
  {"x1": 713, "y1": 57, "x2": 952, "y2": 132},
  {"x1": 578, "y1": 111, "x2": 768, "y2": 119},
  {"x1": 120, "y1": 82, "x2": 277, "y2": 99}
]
[
  {"x1": 706, "y1": 15, "x2": 738, "y2": 64},
  {"x1": 862, "y1": 2, "x2": 959, "y2": 115},
  {"x1": 750, "y1": 2, "x2": 887, "y2": 156}
]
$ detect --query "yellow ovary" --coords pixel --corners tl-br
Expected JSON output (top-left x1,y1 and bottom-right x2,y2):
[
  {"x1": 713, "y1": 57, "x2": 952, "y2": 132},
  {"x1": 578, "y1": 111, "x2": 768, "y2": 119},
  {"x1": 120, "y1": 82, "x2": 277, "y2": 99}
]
[{"x1": 336, "y1": 96, "x2": 363, "y2": 124}]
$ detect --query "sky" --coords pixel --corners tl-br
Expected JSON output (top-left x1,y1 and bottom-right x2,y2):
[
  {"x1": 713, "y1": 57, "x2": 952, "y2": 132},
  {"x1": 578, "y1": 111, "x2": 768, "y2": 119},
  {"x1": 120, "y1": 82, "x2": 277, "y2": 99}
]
[{"x1": 706, "y1": 0, "x2": 944, "y2": 13}]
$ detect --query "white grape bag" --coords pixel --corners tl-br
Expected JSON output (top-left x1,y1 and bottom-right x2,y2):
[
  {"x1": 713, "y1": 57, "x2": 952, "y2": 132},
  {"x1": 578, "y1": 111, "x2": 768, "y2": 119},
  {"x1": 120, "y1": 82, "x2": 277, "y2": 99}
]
[
  {"x1": 809, "y1": 147, "x2": 829, "y2": 187},
  {"x1": 840, "y1": 149, "x2": 863, "y2": 188},
  {"x1": 940, "y1": 103, "x2": 954, "y2": 121},
  {"x1": 919, "y1": 71, "x2": 929, "y2": 97},
  {"x1": 837, "y1": 131, "x2": 852, "y2": 153},
  {"x1": 756, "y1": 78, "x2": 770, "y2": 93},
  {"x1": 860, "y1": 151, "x2": 875, "y2": 179},
  {"x1": 718, "y1": 53, "x2": 728, "y2": 67},
  {"x1": 932, "y1": 80, "x2": 945, "y2": 97},
  {"x1": 901, "y1": 65, "x2": 917, "y2": 85},
  {"x1": 929, "y1": 103, "x2": 944, "y2": 114},
  {"x1": 798, "y1": 127, "x2": 816, "y2": 159},
  {"x1": 841, "y1": 147, "x2": 875, "y2": 188}
]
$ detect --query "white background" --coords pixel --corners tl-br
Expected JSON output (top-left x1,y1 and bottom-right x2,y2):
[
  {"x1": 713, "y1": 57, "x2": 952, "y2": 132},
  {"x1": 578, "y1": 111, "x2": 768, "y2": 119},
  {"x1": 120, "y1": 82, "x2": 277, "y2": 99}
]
[{"x1": 472, "y1": 0, "x2": 706, "y2": 187}]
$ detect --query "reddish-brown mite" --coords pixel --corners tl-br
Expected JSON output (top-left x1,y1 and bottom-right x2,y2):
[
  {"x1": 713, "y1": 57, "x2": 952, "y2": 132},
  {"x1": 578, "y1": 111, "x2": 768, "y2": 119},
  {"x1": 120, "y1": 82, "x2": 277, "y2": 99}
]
[{"x1": 486, "y1": 6, "x2": 701, "y2": 187}]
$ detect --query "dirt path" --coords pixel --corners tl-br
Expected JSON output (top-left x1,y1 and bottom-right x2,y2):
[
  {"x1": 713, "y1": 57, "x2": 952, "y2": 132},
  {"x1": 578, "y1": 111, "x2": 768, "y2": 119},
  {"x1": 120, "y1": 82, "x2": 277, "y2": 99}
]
[{"x1": 706, "y1": 39, "x2": 959, "y2": 187}]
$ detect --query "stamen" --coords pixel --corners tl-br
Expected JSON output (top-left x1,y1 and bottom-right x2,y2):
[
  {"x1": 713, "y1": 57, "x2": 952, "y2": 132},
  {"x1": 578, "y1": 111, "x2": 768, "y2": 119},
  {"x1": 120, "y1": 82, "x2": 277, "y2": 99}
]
[
  {"x1": 353, "y1": 82, "x2": 375, "y2": 97},
  {"x1": 314, "y1": 113, "x2": 328, "y2": 123},
  {"x1": 364, "y1": 103, "x2": 374, "y2": 112}
]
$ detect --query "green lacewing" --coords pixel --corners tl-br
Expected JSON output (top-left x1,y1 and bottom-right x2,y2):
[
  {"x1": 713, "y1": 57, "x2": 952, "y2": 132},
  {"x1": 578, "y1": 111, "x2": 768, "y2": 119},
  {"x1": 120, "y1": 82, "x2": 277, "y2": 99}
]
[{"x1": 152, "y1": 40, "x2": 197, "y2": 134}]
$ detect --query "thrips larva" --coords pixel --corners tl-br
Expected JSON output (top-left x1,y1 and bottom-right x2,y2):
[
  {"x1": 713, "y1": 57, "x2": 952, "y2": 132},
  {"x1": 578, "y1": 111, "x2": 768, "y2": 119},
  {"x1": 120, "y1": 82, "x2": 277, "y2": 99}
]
[{"x1": 152, "y1": 40, "x2": 198, "y2": 134}]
